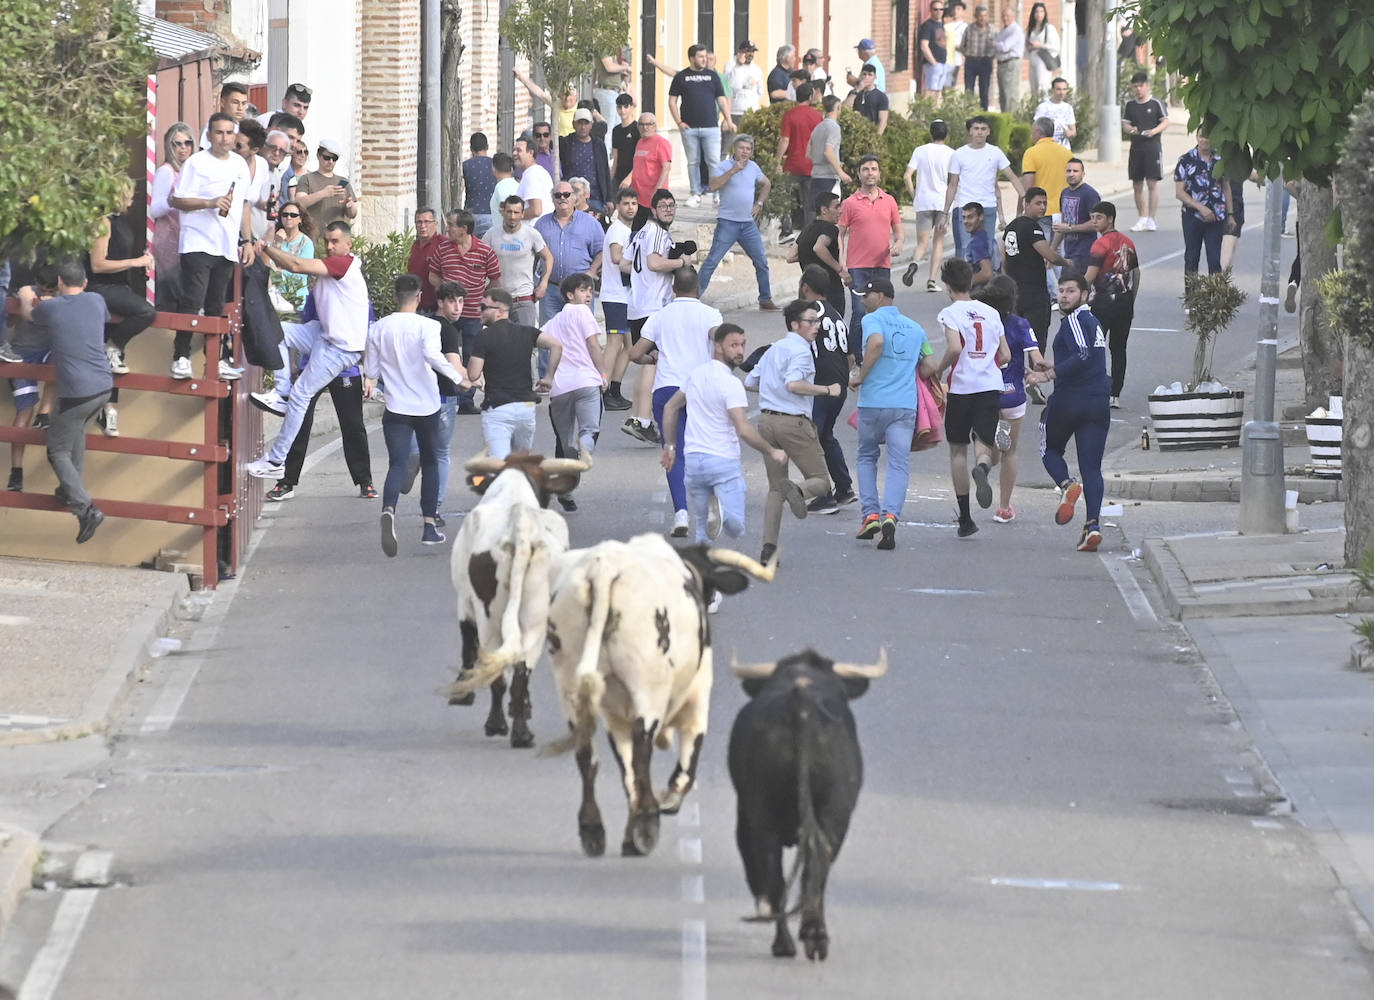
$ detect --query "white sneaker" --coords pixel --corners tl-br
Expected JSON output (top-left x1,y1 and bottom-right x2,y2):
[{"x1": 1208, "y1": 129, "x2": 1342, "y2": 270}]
[
  {"x1": 1110, "y1": 396, "x2": 1121, "y2": 409},
  {"x1": 170, "y1": 356, "x2": 193, "y2": 379},
  {"x1": 1130, "y1": 218, "x2": 1149, "y2": 232},
  {"x1": 706, "y1": 494, "x2": 722, "y2": 540},
  {"x1": 105, "y1": 344, "x2": 129, "y2": 374},
  {"x1": 685, "y1": 195, "x2": 701, "y2": 208},
  {"x1": 1144, "y1": 217, "x2": 1158, "y2": 232},
  {"x1": 100, "y1": 405, "x2": 119, "y2": 437},
  {"x1": 670, "y1": 509, "x2": 690, "y2": 537},
  {"x1": 1285, "y1": 281, "x2": 1298, "y2": 313},
  {"x1": 245, "y1": 457, "x2": 284, "y2": 480},
  {"x1": 994, "y1": 419, "x2": 1012, "y2": 453},
  {"x1": 219, "y1": 359, "x2": 244, "y2": 380},
  {"x1": 250, "y1": 390, "x2": 288, "y2": 416}
]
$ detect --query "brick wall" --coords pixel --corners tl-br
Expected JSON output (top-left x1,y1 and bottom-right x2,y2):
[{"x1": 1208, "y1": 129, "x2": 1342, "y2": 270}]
[
  {"x1": 359, "y1": 0, "x2": 421, "y2": 234},
  {"x1": 156, "y1": 0, "x2": 234, "y2": 36}
]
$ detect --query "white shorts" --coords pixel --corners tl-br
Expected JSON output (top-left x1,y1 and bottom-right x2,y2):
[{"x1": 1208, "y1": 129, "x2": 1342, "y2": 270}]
[{"x1": 1000, "y1": 401, "x2": 1028, "y2": 420}]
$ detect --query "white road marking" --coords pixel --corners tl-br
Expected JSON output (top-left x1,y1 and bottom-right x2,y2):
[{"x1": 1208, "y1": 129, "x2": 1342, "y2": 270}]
[
  {"x1": 987, "y1": 876, "x2": 1125, "y2": 891},
  {"x1": 682, "y1": 873, "x2": 705, "y2": 903},
  {"x1": 904, "y1": 587, "x2": 985, "y2": 596},
  {"x1": 0, "y1": 614, "x2": 32, "y2": 626},
  {"x1": 1133, "y1": 327, "x2": 1180, "y2": 333},
  {"x1": 678, "y1": 797, "x2": 706, "y2": 997},
  {"x1": 1252, "y1": 818, "x2": 1285, "y2": 830},
  {"x1": 18, "y1": 851, "x2": 110, "y2": 1000},
  {"x1": 1100, "y1": 554, "x2": 1159, "y2": 626},
  {"x1": 1141, "y1": 248, "x2": 1186, "y2": 270},
  {"x1": 678, "y1": 838, "x2": 703, "y2": 864},
  {"x1": 70, "y1": 850, "x2": 113, "y2": 887},
  {"x1": 681, "y1": 918, "x2": 707, "y2": 1000},
  {"x1": 678, "y1": 801, "x2": 700, "y2": 828}
]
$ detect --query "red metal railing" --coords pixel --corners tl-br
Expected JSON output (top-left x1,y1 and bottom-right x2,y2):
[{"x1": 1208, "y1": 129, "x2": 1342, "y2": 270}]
[{"x1": 0, "y1": 274, "x2": 263, "y2": 588}]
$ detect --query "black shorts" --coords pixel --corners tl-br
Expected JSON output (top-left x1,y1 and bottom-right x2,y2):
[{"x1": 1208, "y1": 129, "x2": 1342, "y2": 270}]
[
  {"x1": 1128, "y1": 142, "x2": 1163, "y2": 182},
  {"x1": 629, "y1": 316, "x2": 647, "y2": 345},
  {"x1": 944, "y1": 390, "x2": 1002, "y2": 447}
]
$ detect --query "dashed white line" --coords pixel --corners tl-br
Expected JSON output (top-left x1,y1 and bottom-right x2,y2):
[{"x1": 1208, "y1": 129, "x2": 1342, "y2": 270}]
[
  {"x1": 679, "y1": 798, "x2": 706, "y2": 998},
  {"x1": 18, "y1": 851, "x2": 110, "y2": 1000},
  {"x1": 1100, "y1": 554, "x2": 1159, "y2": 626},
  {"x1": 681, "y1": 919, "x2": 707, "y2": 1000}
]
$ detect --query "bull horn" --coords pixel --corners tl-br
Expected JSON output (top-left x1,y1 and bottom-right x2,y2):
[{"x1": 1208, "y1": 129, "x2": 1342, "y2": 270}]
[
  {"x1": 832, "y1": 648, "x2": 889, "y2": 680},
  {"x1": 730, "y1": 652, "x2": 779, "y2": 680},
  {"x1": 706, "y1": 547, "x2": 778, "y2": 582},
  {"x1": 464, "y1": 450, "x2": 506, "y2": 474},
  {"x1": 540, "y1": 448, "x2": 593, "y2": 474}
]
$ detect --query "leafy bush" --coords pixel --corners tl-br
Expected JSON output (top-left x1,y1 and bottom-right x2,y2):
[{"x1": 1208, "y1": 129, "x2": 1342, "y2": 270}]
[
  {"x1": 1182, "y1": 270, "x2": 1247, "y2": 386},
  {"x1": 876, "y1": 116, "x2": 922, "y2": 206},
  {"x1": 738, "y1": 103, "x2": 807, "y2": 227},
  {"x1": 352, "y1": 229, "x2": 415, "y2": 319}
]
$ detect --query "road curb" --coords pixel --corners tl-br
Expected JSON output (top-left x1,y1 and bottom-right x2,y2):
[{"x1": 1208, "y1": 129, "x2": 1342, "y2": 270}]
[
  {"x1": 1107, "y1": 473, "x2": 1344, "y2": 504},
  {"x1": 0, "y1": 571, "x2": 190, "y2": 750},
  {"x1": 0, "y1": 825, "x2": 40, "y2": 941}
]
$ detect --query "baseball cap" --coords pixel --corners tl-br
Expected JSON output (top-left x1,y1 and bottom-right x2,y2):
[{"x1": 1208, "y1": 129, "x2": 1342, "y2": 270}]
[
  {"x1": 737, "y1": 40, "x2": 758, "y2": 52},
  {"x1": 856, "y1": 38, "x2": 875, "y2": 50},
  {"x1": 573, "y1": 108, "x2": 594, "y2": 122},
  {"x1": 859, "y1": 277, "x2": 895, "y2": 298},
  {"x1": 316, "y1": 137, "x2": 344, "y2": 158}
]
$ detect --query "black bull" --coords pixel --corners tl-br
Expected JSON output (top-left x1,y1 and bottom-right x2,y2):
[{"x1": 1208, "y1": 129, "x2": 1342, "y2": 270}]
[{"x1": 727, "y1": 648, "x2": 886, "y2": 961}]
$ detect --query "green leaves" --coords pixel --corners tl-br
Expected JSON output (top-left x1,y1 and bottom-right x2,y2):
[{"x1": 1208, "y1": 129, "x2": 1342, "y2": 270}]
[{"x1": 501, "y1": 0, "x2": 629, "y2": 113}]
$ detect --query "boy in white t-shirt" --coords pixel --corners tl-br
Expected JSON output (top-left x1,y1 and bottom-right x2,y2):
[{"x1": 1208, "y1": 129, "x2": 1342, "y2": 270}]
[
  {"x1": 901, "y1": 119, "x2": 954, "y2": 293},
  {"x1": 659, "y1": 323, "x2": 786, "y2": 587},
  {"x1": 600, "y1": 187, "x2": 638, "y2": 410},
  {"x1": 932, "y1": 258, "x2": 1009, "y2": 538},
  {"x1": 937, "y1": 116, "x2": 1026, "y2": 267}
]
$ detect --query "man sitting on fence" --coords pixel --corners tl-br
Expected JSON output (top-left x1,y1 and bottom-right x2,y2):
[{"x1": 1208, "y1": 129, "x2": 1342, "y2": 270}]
[{"x1": 245, "y1": 221, "x2": 370, "y2": 481}]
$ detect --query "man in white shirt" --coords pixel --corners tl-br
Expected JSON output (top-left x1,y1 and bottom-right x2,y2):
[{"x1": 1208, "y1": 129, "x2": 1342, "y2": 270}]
[
  {"x1": 902, "y1": 118, "x2": 955, "y2": 292},
  {"x1": 623, "y1": 190, "x2": 689, "y2": 444},
  {"x1": 513, "y1": 137, "x2": 554, "y2": 219},
  {"x1": 724, "y1": 41, "x2": 767, "y2": 129},
  {"x1": 932, "y1": 257, "x2": 1010, "y2": 538},
  {"x1": 659, "y1": 323, "x2": 786, "y2": 567},
  {"x1": 1034, "y1": 77, "x2": 1078, "y2": 148},
  {"x1": 743, "y1": 299, "x2": 838, "y2": 564},
  {"x1": 233, "y1": 119, "x2": 273, "y2": 240},
  {"x1": 247, "y1": 221, "x2": 371, "y2": 481},
  {"x1": 169, "y1": 111, "x2": 254, "y2": 380},
  {"x1": 600, "y1": 187, "x2": 638, "y2": 410},
  {"x1": 198, "y1": 81, "x2": 249, "y2": 150},
  {"x1": 360, "y1": 274, "x2": 469, "y2": 555},
  {"x1": 937, "y1": 114, "x2": 1026, "y2": 267},
  {"x1": 628, "y1": 266, "x2": 721, "y2": 538}
]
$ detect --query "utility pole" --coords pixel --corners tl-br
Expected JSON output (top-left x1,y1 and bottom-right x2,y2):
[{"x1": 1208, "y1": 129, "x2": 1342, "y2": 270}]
[
  {"x1": 498, "y1": 0, "x2": 515, "y2": 153},
  {"x1": 1239, "y1": 179, "x2": 1289, "y2": 534},
  {"x1": 423, "y1": 0, "x2": 443, "y2": 211},
  {"x1": 1098, "y1": 0, "x2": 1121, "y2": 164}
]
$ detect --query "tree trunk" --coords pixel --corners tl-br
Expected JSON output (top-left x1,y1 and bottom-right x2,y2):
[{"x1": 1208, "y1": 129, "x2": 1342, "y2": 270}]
[
  {"x1": 1084, "y1": 0, "x2": 1103, "y2": 110},
  {"x1": 1298, "y1": 180, "x2": 1342, "y2": 412},
  {"x1": 1345, "y1": 333, "x2": 1374, "y2": 568},
  {"x1": 441, "y1": 0, "x2": 465, "y2": 214}
]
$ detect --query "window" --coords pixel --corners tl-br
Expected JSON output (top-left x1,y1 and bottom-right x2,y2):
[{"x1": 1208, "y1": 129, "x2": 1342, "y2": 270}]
[
  {"x1": 641, "y1": 0, "x2": 657, "y2": 109},
  {"x1": 699, "y1": 0, "x2": 713, "y2": 46},
  {"x1": 893, "y1": 0, "x2": 911, "y2": 73},
  {"x1": 734, "y1": 0, "x2": 748, "y2": 52}
]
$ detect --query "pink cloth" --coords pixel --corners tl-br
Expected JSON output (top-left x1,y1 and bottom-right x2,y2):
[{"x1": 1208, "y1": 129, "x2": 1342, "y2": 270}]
[{"x1": 546, "y1": 303, "x2": 604, "y2": 396}]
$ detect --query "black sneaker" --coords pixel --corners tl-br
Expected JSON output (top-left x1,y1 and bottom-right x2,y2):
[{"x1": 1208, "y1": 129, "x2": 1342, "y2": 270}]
[
  {"x1": 807, "y1": 494, "x2": 839, "y2": 514},
  {"x1": 265, "y1": 483, "x2": 295, "y2": 501},
  {"x1": 32, "y1": 413, "x2": 50, "y2": 430},
  {"x1": 380, "y1": 509, "x2": 398, "y2": 557},
  {"x1": 76, "y1": 507, "x2": 105, "y2": 544},
  {"x1": 971, "y1": 463, "x2": 993, "y2": 509},
  {"x1": 457, "y1": 401, "x2": 481, "y2": 416},
  {"x1": 833, "y1": 489, "x2": 859, "y2": 507},
  {"x1": 901, "y1": 260, "x2": 920, "y2": 287},
  {"x1": 957, "y1": 517, "x2": 979, "y2": 538},
  {"x1": 602, "y1": 390, "x2": 632, "y2": 411},
  {"x1": 877, "y1": 513, "x2": 897, "y2": 550},
  {"x1": 557, "y1": 494, "x2": 578, "y2": 512},
  {"x1": 760, "y1": 542, "x2": 778, "y2": 565},
  {"x1": 6, "y1": 468, "x2": 20, "y2": 492},
  {"x1": 421, "y1": 522, "x2": 446, "y2": 546},
  {"x1": 359, "y1": 482, "x2": 378, "y2": 499}
]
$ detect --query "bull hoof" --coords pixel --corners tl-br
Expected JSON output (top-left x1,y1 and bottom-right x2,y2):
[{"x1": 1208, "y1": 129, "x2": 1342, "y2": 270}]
[
  {"x1": 800, "y1": 920, "x2": 829, "y2": 962},
  {"x1": 509, "y1": 722, "x2": 535, "y2": 749},
  {"x1": 485, "y1": 718, "x2": 509, "y2": 737},
  {"x1": 448, "y1": 691, "x2": 475, "y2": 706},
  {"x1": 579, "y1": 822, "x2": 606, "y2": 857},
  {"x1": 658, "y1": 787, "x2": 684, "y2": 815},
  {"x1": 630, "y1": 812, "x2": 659, "y2": 856},
  {"x1": 620, "y1": 838, "x2": 645, "y2": 857},
  {"x1": 771, "y1": 927, "x2": 797, "y2": 958}
]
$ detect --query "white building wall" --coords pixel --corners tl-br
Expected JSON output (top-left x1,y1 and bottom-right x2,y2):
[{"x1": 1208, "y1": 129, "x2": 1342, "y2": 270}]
[{"x1": 283, "y1": 0, "x2": 363, "y2": 192}]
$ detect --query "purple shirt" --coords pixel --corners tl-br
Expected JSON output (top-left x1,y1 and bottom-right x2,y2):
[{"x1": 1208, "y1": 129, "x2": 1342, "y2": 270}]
[{"x1": 998, "y1": 313, "x2": 1038, "y2": 409}]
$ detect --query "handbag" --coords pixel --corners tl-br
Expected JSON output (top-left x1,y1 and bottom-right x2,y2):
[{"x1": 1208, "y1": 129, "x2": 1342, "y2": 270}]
[{"x1": 1035, "y1": 48, "x2": 1061, "y2": 71}]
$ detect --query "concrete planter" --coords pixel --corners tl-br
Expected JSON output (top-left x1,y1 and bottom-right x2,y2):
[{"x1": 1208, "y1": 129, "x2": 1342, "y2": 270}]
[
  {"x1": 1304, "y1": 397, "x2": 1342, "y2": 479},
  {"x1": 1146, "y1": 390, "x2": 1245, "y2": 451}
]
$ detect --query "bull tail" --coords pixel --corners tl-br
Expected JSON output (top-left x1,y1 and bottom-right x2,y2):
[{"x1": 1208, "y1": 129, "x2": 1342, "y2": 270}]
[
  {"x1": 790, "y1": 680, "x2": 831, "y2": 912},
  {"x1": 539, "y1": 554, "x2": 613, "y2": 757}
]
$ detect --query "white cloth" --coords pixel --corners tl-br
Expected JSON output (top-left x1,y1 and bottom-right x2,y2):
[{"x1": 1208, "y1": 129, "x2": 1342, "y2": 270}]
[
  {"x1": 490, "y1": 176, "x2": 519, "y2": 220},
  {"x1": 906, "y1": 142, "x2": 955, "y2": 212},
  {"x1": 948, "y1": 143, "x2": 1011, "y2": 209},
  {"x1": 938, "y1": 299, "x2": 1005, "y2": 394},
  {"x1": 251, "y1": 159, "x2": 291, "y2": 238},
  {"x1": 600, "y1": 217, "x2": 632, "y2": 305},
  {"x1": 516, "y1": 163, "x2": 554, "y2": 219},
  {"x1": 151, "y1": 163, "x2": 178, "y2": 220},
  {"x1": 644, "y1": 298, "x2": 723, "y2": 391},
  {"x1": 363, "y1": 311, "x2": 464, "y2": 416},
  {"x1": 242, "y1": 154, "x2": 272, "y2": 239},
  {"x1": 743, "y1": 331, "x2": 815, "y2": 415},
  {"x1": 315, "y1": 255, "x2": 371, "y2": 352},
  {"x1": 1035, "y1": 99, "x2": 1077, "y2": 148},
  {"x1": 683, "y1": 359, "x2": 748, "y2": 460},
  {"x1": 627, "y1": 221, "x2": 675, "y2": 321},
  {"x1": 725, "y1": 61, "x2": 766, "y2": 114},
  {"x1": 173, "y1": 150, "x2": 251, "y2": 260},
  {"x1": 545, "y1": 303, "x2": 604, "y2": 396},
  {"x1": 946, "y1": 19, "x2": 970, "y2": 68}
]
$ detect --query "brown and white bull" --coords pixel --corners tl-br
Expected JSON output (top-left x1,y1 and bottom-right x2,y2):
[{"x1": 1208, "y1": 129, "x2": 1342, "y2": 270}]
[
  {"x1": 540, "y1": 535, "x2": 777, "y2": 857},
  {"x1": 445, "y1": 450, "x2": 591, "y2": 748}
]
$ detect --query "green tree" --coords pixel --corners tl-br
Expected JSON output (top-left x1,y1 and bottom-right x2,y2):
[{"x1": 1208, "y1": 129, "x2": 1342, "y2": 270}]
[
  {"x1": 0, "y1": 0, "x2": 154, "y2": 260},
  {"x1": 500, "y1": 0, "x2": 630, "y2": 179}
]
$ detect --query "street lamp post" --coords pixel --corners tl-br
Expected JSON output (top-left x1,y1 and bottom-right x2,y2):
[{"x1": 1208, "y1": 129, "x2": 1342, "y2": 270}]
[{"x1": 1098, "y1": 0, "x2": 1121, "y2": 164}]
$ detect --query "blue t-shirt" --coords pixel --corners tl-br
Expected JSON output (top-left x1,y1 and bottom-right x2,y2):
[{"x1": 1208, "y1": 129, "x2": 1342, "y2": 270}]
[
  {"x1": 462, "y1": 156, "x2": 497, "y2": 216},
  {"x1": 998, "y1": 313, "x2": 1038, "y2": 409},
  {"x1": 713, "y1": 158, "x2": 766, "y2": 223},
  {"x1": 1058, "y1": 181, "x2": 1101, "y2": 270},
  {"x1": 857, "y1": 305, "x2": 928, "y2": 410},
  {"x1": 964, "y1": 227, "x2": 995, "y2": 275}
]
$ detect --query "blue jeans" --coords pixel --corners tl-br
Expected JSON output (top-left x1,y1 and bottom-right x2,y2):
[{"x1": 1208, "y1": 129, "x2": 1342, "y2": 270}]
[
  {"x1": 383, "y1": 409, "x2": 440, "y2": 519},
  {"x1": 848, "y1": 266, "x2": 890, "y2": 335},
  {"x1": 410, "y1": 395, "x2": 457, "y2": 509},
  {"x1": 684, "y1": 453, "x2": 747, "y2": 543},
  {"x1": 856, "y1": 407, "x2": 916, "y2": 518},
  {"x1": 698, "y1": 218, "x2": 773, "y2": 303},
  {"x1": 652, "y1": 385, "x2": 687, "y2": 511},
  {"x1": 266, "y1": 337, "x2": 363, "y2": 465},
  {"x1": 457, "y1": 317, "x2": 482, "y2": 406},
  {"x1": 681, "y1": 127, "x2": 721, "y2": 197},
  {"x1": 812, "y1": 388, "x2": 853, "y2": 495},
  {"x1": 1181, "y1": 211, "x2": 1225, "y2": 274},
  {"x1": 1039, "y1": 390, "x2": 1110, "y2": 524},
  {"x1": 481, "y1": 401, "x2": 536, "y2": 459}
]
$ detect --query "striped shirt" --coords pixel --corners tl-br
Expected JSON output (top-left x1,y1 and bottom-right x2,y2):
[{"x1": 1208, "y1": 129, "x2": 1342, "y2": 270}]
[{"x1": 428, "y1": 236, "x2": 502, "y2": 319}]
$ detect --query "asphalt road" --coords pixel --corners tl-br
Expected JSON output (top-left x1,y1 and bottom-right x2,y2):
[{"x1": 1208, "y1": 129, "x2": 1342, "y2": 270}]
[{"x1": 5, "y1": 189, "x2": 1370, "y2": 999}]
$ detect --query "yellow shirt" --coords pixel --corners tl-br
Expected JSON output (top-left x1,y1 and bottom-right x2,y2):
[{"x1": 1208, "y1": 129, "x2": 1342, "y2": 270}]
[{"x1": 1020, "y1": 137, "x2": 1074, "y2": 215}]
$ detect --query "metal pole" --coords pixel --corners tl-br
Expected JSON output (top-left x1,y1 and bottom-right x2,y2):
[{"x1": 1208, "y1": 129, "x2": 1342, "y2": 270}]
[
  {"x1": 1239, "y1": 178, "x2": 1289, "y2": 534},
  {"x1": 1098, "y1": 0, "x2": 1121, "y2": 163},
  {"x1": 423, "y1": 0, "x2": 443, "y2": 212}
]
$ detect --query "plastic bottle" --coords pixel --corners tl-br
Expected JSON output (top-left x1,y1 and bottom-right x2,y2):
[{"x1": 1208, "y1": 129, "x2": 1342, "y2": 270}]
[
  {"x1": 218, "y1": 181, "x2": 236, "y2": 218},
  {"x1": 1140, "y1": 417, "x2": 1150, "y2": 451}
]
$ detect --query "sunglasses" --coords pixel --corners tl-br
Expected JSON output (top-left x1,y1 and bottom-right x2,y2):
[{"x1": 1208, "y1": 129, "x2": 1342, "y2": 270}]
[
  {"x1": 279, "y1": 211, "x2": 301, "y2": 218},
  {"x1": 318, "y1": 152, "x2": 338, "y2": 161},
  {"x1": 480, "y1": 302, "x2": 502, "y2": 310},
  {"x1": 534, "y1": 132, "x2": 551, "y2": 138},
  {"x1": 172, "y1": 139, "x2": 195, "y2": 147},
  {"x1": 553, "y1": 192, "x2": 573, "y2": 199},
  {"x1": 287, "y1": 84, "x2": 313, "y2": 99}
]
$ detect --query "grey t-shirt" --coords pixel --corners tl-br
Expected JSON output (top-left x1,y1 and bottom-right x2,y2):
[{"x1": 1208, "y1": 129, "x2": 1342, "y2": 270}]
[
  {"x1": 31, "y1": 292, "x2": 113, "y2": 399},
  {"x1": 482, "y1": 223, "x2": 547, "y2": 298},
  {"x1": 807, "y1": 117, "x2": 842, "y2": 180}
]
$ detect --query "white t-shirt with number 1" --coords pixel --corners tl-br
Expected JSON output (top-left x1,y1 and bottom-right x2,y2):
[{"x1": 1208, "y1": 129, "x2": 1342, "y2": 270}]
[{"x1": 938, "y1": 299, "x2": 1006, "y2": 395}]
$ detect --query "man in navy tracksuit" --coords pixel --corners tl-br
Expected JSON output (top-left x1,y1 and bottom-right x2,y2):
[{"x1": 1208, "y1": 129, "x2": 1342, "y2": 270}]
[{"x1": 1027, "y1": 271, "x2": 1110, "y2": 552}]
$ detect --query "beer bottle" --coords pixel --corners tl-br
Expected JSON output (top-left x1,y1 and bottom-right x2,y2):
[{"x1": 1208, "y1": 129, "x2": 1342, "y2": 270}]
[{"x1": 218, "y1": 182, "x2": 235, "y2": 218}]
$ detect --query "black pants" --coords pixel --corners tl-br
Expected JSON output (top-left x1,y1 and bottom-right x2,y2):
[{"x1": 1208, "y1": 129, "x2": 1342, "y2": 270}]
[
  {"x1": 175, "y1": 252, "x2": 234, "y2": 360},
  {"x1": 281, "y1": 374, "x2": 373, "y2": 488},
  {"x1": 92, "y1": 284, "x2": 156, "y2": 350},
  {"x1": 1016, "y1": 286, "x2": 1053, "y2": 352},
  {"x1": 964, "y1": 56, "x2": 994, "y2": 109},
  {"x1": 811, "y1": 387, "x2": 852, "y2": 495},
  {"x1": 1092, "y1": 298, "x2": 1135, "y2": 398},
  {"x1": 781, "y1": 172, "x2": 812, "y2": 236}
]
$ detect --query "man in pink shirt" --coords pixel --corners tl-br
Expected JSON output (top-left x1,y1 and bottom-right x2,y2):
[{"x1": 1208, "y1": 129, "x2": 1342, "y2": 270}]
[
  {"x1": 630, "y1": 113, "x2": 673, "y2": 209},
  {"x1": 838, "y1": 154, "x2": 904, "y2": 331}
]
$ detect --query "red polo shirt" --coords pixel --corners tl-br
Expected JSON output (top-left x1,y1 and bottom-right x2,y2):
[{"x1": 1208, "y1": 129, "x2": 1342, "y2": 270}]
[
  {"x1": 839, "y1": 188, "x2": 901, "y2": 269},
  {"x1": 428, "y1": 236, "x2": 502, "y2": 319}
]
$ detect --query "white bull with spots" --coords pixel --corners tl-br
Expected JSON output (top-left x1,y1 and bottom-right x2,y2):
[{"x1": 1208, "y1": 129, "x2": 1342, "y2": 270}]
[{"x1": 541, "y1": 535, "x2": 777, "y2": 857}]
